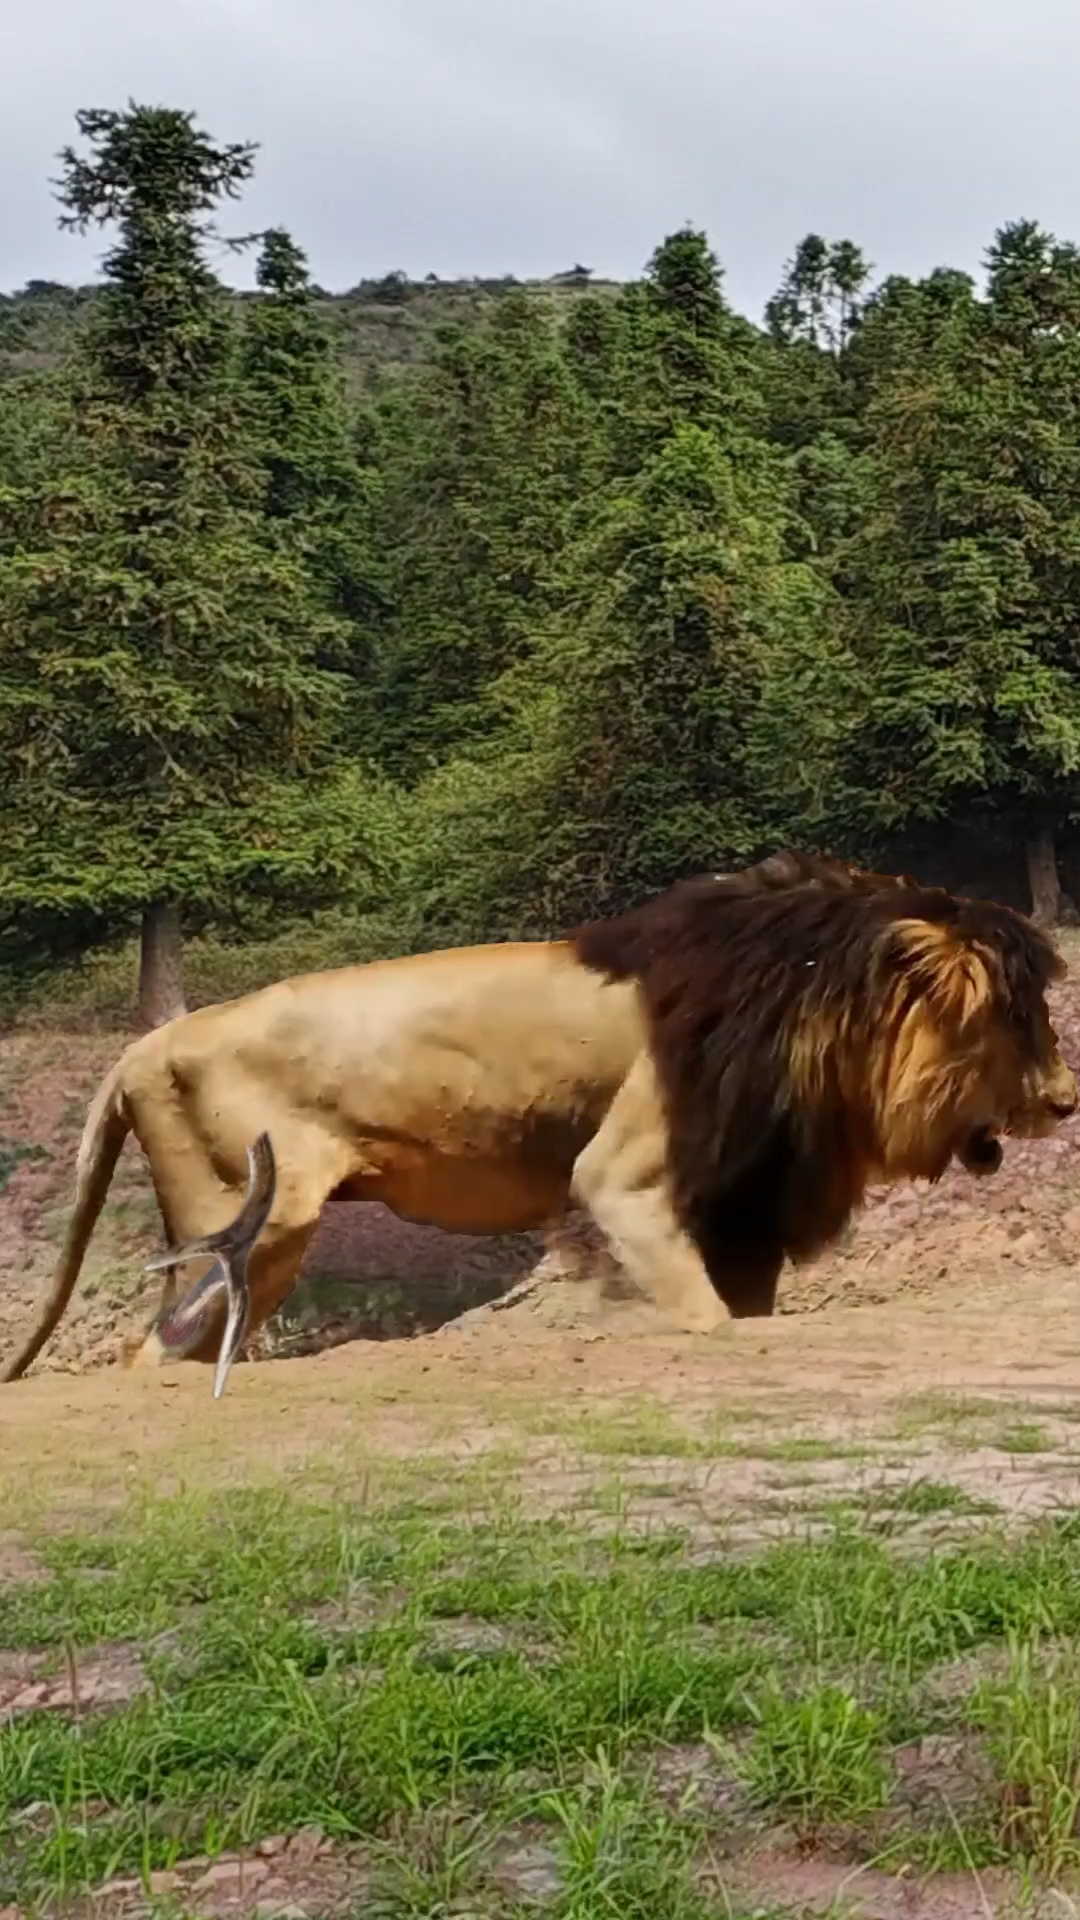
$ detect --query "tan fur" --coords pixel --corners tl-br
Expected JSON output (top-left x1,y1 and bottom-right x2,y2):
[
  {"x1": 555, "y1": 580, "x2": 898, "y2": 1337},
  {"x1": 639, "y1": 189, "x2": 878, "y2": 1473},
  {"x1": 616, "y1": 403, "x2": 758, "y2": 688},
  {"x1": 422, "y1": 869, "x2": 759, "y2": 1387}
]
[{"x1": 3, "y1": 864, "x2": 1076, "y2": 1381}]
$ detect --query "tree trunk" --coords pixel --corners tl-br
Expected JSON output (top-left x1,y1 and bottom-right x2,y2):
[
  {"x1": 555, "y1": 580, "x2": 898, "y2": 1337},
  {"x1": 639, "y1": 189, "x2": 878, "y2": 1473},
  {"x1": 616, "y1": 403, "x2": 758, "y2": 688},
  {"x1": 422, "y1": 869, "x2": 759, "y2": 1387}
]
[
  {"x1": 138, "y1": 902, "x2": 187, "y2": 1029},
  {"x1": 1025, "y1": 826, "x2": 1062, "y2": 928}
]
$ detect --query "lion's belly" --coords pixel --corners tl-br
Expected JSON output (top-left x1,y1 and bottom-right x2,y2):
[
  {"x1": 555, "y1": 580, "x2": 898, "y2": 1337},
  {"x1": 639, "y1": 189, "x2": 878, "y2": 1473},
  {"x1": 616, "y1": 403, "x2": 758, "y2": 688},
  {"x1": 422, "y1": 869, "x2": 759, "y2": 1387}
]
[{"x1": 332, "y1": 1143, "x2": 573, "y2": 1234}]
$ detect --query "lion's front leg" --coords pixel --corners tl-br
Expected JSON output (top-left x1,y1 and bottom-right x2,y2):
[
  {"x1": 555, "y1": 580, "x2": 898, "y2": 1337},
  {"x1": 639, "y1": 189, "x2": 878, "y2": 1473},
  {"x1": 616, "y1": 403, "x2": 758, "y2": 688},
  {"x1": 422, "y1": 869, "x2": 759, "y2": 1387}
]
[{"x1": 571, "y1": 1053, "x2": 727, "y2": 1334}]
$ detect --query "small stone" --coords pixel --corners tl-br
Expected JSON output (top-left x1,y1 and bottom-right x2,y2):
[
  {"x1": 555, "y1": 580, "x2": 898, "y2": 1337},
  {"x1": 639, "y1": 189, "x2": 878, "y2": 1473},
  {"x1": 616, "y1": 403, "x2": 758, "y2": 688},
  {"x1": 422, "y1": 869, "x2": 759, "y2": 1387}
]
[
  {"x1": 10, "y1": 1682, "x2": 48, "y2": 1710},
  {"x1": 148, "y1": 1869, "x2": 181, "y2": 1895},
  {"x1": 193, "y1": 1857, "x2": 269, "y2": 1891},
  {"x1": 251, "y1": 1884, "x2": 285, "y2": 1914},
  {"x1": 494, "y1": 1842, "x2": 562, "y2": 1900},
  {"x1": 12, "y1": 1800, "x2": 48, "y2": 1823},
  {"x1": 256, "y1": 1834, "x2": 288, "y2": 1858},
  {"x1": 286, "y1": 1826, "x2": 324, "y2": 1866}
]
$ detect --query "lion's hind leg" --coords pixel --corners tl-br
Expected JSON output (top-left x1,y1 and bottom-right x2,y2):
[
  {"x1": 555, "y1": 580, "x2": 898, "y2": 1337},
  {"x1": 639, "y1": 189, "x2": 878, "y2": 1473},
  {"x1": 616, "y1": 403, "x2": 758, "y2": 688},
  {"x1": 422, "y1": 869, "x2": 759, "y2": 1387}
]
[
  {"x1": 127, "y1": 1095, "x2": 354, "y2": 1371},
  {"x1": 144, "y1": 1212, "x2": 323, "y2": 1370},
  {"x1": 570, "y1": 1055, "x2": 727, "y2": 1335}
]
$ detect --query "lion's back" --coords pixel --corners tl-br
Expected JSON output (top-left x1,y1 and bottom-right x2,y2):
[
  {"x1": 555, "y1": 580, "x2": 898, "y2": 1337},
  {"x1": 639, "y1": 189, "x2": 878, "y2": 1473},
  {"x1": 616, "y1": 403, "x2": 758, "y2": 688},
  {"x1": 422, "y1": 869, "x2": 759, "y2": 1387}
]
[{"x1": 144, "y1": 941, "x2": 645, "y2": 1161}]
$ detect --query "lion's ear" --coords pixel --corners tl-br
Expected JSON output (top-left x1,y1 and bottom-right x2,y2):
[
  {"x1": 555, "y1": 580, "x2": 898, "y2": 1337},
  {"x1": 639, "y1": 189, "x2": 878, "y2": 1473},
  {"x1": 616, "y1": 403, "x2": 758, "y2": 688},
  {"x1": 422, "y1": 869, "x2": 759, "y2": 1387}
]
[{"x1": 888, "y1": 918, "x2": 995, "y2": 1030}]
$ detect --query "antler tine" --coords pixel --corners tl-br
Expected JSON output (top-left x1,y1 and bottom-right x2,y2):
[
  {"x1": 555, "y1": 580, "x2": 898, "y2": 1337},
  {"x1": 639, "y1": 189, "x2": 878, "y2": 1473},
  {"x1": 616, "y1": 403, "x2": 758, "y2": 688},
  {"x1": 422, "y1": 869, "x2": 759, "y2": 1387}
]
[
  {"x1": 211, "y1": 1133, "x2": 276, "y2": 1400},
  {"x1": 145, "y1": 1132, "x2": 277, "y2": 1274},
  {"x1": 143, "y1": 1133, "x2": 277, "y2": 1400}
]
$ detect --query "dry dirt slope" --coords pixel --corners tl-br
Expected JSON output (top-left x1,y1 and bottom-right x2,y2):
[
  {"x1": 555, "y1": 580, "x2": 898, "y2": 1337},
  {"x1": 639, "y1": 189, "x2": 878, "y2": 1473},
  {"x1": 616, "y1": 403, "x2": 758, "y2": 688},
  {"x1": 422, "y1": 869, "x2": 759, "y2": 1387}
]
[{"x1": 1, "y1": 948, "x2": 1080, "y2": 1379}]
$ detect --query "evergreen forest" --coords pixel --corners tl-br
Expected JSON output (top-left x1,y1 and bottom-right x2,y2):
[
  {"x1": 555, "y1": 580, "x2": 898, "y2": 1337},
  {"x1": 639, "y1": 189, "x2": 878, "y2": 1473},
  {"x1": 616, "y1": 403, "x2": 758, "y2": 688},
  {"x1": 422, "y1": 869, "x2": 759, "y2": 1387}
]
[{"x1": 4, "y1": 104, "x2": 1080, "y2": 1024}]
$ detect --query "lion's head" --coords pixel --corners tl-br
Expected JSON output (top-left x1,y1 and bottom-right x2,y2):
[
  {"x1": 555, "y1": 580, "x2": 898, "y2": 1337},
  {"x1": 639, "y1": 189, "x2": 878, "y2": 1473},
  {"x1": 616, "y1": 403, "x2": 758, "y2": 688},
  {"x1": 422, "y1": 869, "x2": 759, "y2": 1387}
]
[
  {"x1": 574, "y1": 852, "x2": 1077, "y2": 1311},
  {"x1": 807, "y1": 896, "x2": 1077, "y2": 1187}
]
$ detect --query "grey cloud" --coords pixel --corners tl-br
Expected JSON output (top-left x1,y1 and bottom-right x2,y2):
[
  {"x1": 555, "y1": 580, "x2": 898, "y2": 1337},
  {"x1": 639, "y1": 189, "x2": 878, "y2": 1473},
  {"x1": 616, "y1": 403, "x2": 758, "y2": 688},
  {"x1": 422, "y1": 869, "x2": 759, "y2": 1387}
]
[{"x1": 3, "y1": 0, "x2": 1080, "y2": 318}]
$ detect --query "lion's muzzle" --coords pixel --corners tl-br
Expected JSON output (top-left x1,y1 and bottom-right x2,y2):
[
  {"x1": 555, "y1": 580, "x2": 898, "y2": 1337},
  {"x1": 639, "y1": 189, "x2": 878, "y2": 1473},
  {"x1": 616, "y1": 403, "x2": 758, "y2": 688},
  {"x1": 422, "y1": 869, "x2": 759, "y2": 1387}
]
[
  {"x1": 957, "y1": 1127, "x2": 1004, "y2": 1177},
  {"x1": 1001, "y1": 1054, "x2": 1078, "y2": 1145}
]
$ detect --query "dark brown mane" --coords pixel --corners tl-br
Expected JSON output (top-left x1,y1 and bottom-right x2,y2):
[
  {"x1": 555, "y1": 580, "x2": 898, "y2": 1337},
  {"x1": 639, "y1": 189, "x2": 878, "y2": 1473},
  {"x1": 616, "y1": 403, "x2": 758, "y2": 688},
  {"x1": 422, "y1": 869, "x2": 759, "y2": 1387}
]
[
  {"x1": 572, "y1": 850, "x2": 1062, "y2": 1318},
  {"x1": 570, "y1": 850, "x2": 911, "y2": 982}
]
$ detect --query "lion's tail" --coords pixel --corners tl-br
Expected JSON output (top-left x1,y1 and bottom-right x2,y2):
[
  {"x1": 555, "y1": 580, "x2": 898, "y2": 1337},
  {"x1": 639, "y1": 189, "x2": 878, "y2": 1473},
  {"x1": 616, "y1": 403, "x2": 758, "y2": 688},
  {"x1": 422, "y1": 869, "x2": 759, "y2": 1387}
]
[{"x1": 1, "y1": 1056, "x2": 132, "y2": 1383}]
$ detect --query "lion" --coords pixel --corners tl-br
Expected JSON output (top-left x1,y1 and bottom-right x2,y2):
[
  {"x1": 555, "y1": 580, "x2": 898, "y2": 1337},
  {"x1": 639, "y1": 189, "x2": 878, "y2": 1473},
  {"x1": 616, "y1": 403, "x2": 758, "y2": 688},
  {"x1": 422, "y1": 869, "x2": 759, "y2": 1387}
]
[{"x1": 2, "y1": 850, "x2": 1075, "y2": 1386}]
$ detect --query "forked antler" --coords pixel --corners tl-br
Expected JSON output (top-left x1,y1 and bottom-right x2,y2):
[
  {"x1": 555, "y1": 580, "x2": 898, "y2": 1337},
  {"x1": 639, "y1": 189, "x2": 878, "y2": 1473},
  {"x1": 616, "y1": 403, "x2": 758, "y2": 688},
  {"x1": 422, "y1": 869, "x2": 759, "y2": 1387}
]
[{"x1": 144, "y1": 1132, "x2": 277, "y2": 1401}]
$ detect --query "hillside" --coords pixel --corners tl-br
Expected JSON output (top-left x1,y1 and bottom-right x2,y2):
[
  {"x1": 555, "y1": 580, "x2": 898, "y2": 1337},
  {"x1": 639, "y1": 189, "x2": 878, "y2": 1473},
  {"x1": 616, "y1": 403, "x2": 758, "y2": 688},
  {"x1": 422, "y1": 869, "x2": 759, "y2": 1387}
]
[{"x1": 0, "y1": 270, "x2": 623, "y2": 398}]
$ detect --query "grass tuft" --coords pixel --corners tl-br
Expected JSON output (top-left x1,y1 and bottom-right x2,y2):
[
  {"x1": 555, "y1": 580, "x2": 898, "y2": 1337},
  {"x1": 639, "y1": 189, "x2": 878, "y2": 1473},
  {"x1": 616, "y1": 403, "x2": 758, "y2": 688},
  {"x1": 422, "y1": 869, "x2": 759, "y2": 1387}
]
[
  {"x1": 973, "y1": 1634, "x2": 1080, "y2": 1876},
  {"x1": 726, "y1": 1683, "x2": 891, "y2": 1844}
]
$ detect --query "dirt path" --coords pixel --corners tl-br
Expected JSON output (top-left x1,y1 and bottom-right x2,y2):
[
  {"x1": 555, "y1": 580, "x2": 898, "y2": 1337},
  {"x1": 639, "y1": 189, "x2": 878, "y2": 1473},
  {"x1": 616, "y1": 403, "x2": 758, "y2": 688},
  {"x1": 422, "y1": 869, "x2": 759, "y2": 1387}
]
[{"x1": 4, "y1": 1269, "x2": 1080, "y2": 1528}]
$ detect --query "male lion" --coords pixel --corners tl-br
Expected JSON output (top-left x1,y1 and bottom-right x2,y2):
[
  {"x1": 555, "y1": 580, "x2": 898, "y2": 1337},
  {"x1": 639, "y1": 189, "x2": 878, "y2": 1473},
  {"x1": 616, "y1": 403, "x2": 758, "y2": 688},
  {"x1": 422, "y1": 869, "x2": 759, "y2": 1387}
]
[{"x1": 2, "y1": 851, "x2": 1075, "y2": 1385}]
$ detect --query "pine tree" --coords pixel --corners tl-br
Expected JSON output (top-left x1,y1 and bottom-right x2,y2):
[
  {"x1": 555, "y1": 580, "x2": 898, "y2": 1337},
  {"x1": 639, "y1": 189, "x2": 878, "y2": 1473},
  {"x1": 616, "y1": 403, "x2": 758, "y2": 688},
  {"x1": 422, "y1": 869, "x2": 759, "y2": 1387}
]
[
  {"x1": 760, "y1": 234, "x2": 876, "y2": 568},
  {"x1": 535, "y1": 231, "x2": 842, "y2": 916},
  {"x1": 369, "y1": 289, "x2": 600, "y2": 777},
  {"x1": 0, "y1": 106, "x2": 364, "y2": 1021},
  {"x1": 410, "y1": 231, "x2": 844, "y2": 937},
  {"x1": 505, "y1": 424, "x2": 800, "y2": 919},
  {"x1": 0, "y1": 372, "x2": 65, "y2": 494},
  {"x1": 239, "y1": 226, "x2": 381, "y2": 628},
  {"x1": 766, "y1": 234, "x2": 872, "y2": 355},
  {"x1": 608, "y1": 228, "x2": 767, "y2": 475},
  {"x1": 839, "y1": 227, "x2": 1080, "y2": 918}
]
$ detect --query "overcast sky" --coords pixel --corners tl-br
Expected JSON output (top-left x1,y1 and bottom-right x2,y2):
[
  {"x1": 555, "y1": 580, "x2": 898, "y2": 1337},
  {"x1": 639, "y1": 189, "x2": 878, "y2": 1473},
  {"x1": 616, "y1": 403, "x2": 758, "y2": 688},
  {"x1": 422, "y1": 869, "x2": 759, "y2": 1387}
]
[{"x1": 4, "y1": 0, "x2": 1080, "y2": 320}]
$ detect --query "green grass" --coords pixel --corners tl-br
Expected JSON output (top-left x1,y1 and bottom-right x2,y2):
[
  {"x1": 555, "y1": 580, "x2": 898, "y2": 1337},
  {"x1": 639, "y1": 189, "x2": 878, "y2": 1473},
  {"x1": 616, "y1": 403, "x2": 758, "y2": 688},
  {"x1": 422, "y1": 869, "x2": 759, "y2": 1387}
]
[
  {"x1": 544, "y1": 1398, "x2": 873, "y2": 1468},
  {"x1": 6, "y1": 1485, "x2": 1080, "y2": 1907},
  {"x1": 727, "y1": 1682, "x2": 892, "y2": 1843},
  {"x1": 0, "y1": 910, "x2": 404, "y2": 1028},
  {"x1": 893, "y1": 1394, "x2": 1063, "y2": 1463},
  {"x1": 973, "y1": 1636, "x2": 1080, "y2": 1876},
  {"x1": 745, "y1": 1435, "x2": 872, "y2": 1465},
  {"x1": 844, "y1": 1479, "x2": 1001, "y2": 1537},
  {"x1": 0, "y1": 1138, "x2": 49, "y2": 1194},
  {"x1": 893, "y1": 1392, "x2": 1001, "y2": 1438},
  {"x1": 996, "y1": 1421, "x2": 1052, "y2": 1456},
  {"x1": 538, "y1": 1763, "x2": 724, "y2": 1920},
  {"x1": 885, "y1": 1479, "x2": 998, "y2": 1519}
]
